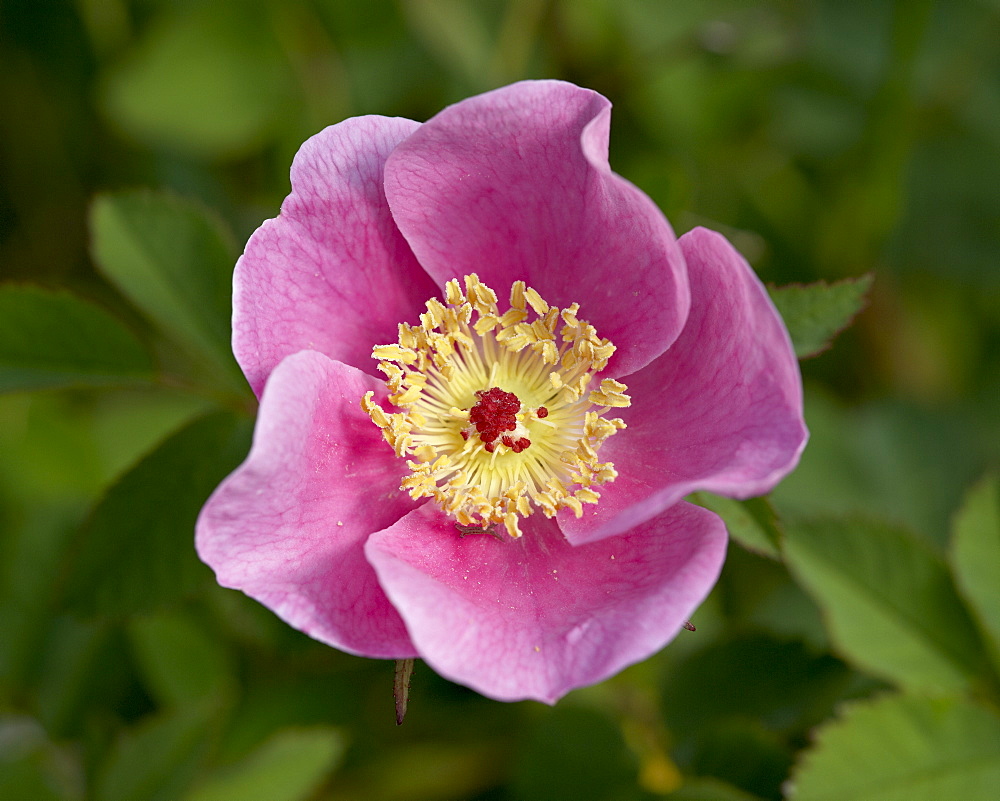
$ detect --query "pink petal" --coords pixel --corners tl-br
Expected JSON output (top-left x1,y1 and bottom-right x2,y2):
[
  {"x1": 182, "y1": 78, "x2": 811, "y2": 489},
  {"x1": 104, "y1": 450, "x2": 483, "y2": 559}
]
[
  {"x1": 233, "y1": 116, "x2": 439, "y2": 396},
  {"x1": 383, "y1": 80, "x2": 689, "y2": 378},
  {"x1": 364, "y1": 501, "x2": 726, "y2": 703},
  {"x1": 196, "y1": 350, "x2": 418, "y2": 658},
  {"x1": 561, "y1": 227, "x2": 808, "y2": 544}
]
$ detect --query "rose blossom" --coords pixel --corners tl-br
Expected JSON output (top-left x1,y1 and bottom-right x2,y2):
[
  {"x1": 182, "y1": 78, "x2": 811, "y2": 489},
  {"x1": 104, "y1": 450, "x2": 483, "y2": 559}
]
[{"x1": 196, "y1": 80, "x2": 807, "y2": 703}]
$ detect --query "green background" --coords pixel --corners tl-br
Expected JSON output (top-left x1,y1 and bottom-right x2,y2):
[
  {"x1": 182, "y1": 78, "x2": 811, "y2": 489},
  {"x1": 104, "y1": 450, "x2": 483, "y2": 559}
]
[{"x1": 2, "y1": 1, "x2": 999, "y2": 799}]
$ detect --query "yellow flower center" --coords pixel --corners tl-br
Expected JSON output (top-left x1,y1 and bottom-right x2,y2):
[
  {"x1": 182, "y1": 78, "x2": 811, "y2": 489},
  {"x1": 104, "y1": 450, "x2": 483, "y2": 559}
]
[{"x1": 361, "y1": 274, "x2": 630, "y2": 538}]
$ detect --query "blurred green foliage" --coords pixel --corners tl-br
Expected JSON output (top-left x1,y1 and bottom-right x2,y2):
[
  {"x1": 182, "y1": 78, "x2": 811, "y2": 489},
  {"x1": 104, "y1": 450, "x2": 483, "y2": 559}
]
[{"x1": 1, "y1": 0, "x2": 999, "y2": 799}]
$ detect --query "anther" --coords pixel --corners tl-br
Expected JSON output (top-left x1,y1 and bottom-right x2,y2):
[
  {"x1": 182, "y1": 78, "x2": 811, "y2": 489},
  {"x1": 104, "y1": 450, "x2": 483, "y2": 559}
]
[{"x1": 363, "y1": 274, "x2": 628, "y2": 537}]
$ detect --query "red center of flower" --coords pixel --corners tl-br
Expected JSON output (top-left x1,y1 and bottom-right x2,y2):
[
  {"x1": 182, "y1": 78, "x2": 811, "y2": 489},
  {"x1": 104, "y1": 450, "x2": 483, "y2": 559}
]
[{"x1": 467, "y1": 387, "x2": 531, "y2": 454}]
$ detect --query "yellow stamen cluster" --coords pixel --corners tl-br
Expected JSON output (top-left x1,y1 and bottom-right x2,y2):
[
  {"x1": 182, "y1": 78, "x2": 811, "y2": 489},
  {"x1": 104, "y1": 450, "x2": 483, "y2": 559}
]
[{"x1": 361, "y1": 274, "x2": 629, "y2": 538}]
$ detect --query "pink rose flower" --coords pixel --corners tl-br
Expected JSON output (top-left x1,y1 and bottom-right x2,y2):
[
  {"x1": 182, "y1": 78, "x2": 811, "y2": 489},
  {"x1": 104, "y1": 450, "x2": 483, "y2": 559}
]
[{"x1": 196, "y1": 81, "x2": 807, "y2": 703}]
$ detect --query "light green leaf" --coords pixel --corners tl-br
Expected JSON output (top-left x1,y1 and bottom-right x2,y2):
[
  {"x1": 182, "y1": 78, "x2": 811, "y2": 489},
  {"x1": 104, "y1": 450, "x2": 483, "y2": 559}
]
[
  {"x1": 89, "y1": 191, "x2": 242, "y2": 389},
  {"x1": 950, "y1": 474, "x2": 1000, "y2": 673},
  {"x1": 127, "y1": 611, "x2": 237, "y2": 708},
  {"x1": 184, "y1": 727, "x2": 344, "y2": 801},
  {"x1": 63, "y1": 411, "x2": 252, "y2": 617},
  {"x1": 95, "y1": 704, "x2": 217, "y2": 801},
  {"x1": 768, "y1": 275, "x2": 872, "y2": 359},
  {"x1": 690, "y1": 493, "x2": 782, "y2": 558},
  {"x1": 782, "y1": 518, "x2": 988, "y2": 693},
  {"x1": 0, "y1": 391, "x2": 211, "y2": 505},
  {"x1": 99, "y1": 5, "x2": 292, "y2": 159},
  {"x1": 0, "y1": 286, "x2": 152, "y2": 392},
  {"x1": 400, "y1": 0, "x2": 492, "y2": 86},
  {"x1": 789, "y1": 694, "x2": 1000, "y2": 801}
]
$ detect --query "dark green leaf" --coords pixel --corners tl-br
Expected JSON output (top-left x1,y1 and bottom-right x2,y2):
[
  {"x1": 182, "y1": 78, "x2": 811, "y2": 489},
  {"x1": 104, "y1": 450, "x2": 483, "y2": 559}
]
[
  {"x1": 782, "y1": 518, "x2": 989, "y2": 693},
  {"x1": 62, "y1": 411, "x2": 252, "y2": 617},
  {"x1": 89, "y1": 191, "x2": 242, "y2": 388},
  {"x1": 351, "y1": 742, "x2": 504, "y2": 801},
  {"x1": 789, "y1": 694, "x2": 1000, "y2": 800},
  {"x1": 667, "y1": 777, "x2": 764, "y2": 800},
  {"x1": 184, "y1": 727, "x2": 344, "y2": 801},
  {"x1": 950, "y1": 474, "x2": 1000, "y2": 673},
  {"x1": 0, "y1": 718, "x2": 84, "y2": 801},
  {"x1": 0, "y1": 507, "x2": 79, "y2": 693},
  {"x1": 216, "y1": 674, "x2": 366, "y2": 764},
  {"x1": 662, "y1": 635, "x2": 851, "y2": 739},
  {"x1": 768, "y1": 275, "x2": 873, "y2": 359},
  {"x1": 127, "y1": 611, "x2": 237, "y2": 708},
  {"x1": 685, "y1": 720, "x2": 791, "y2": 801},
  {"x1": 690, "y1": 493, "x2": 782, "y2": 558},
  {"x1": 0, "y1": 286, "x2": 152, "y2": 392},
  {"x1": 663, "y1": 633, "x2": 851, "y2": 799},
  {"x1": 34, "y1": 619, "x2": 128, "y2": 740},
  {"x1": 769, "y1": 390, "x2": 984, "y2": 548},
  {"x1": 512, "y1": 706, "x2": 637, "y2": 801},
  {"x1": 95, "y1": 704, "x2": 218, "y2": 801},
  {"x1": 718, "y1": 547, "x2": 830, "y2": 650}
]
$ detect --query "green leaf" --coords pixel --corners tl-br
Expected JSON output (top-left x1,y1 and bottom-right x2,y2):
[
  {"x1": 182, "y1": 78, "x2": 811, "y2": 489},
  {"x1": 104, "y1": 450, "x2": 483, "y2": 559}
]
[
  {"x1": 768, "y1": 275, "x2": 873, "y2": 359},
  {"x1": 769, "y1": 389, "x2": 981, "y2": 547},
  {"x1": 667, "y1": 777, "x2": 764, "y2": 801},
  {"x1": 690, "y1": 493, "x2": 782, "y2": 558},
  {"x1": 662, "y1": 635, "x2": 851, "y2": 739},
  {"x1": 0, "y1": 717, "x2": 84, "y2": 801},
  {"x1": 401, "y1": 0, "x2": 492, "y2": 86},
  {"x1": 184, "y1": 727, "x2": 344, "y2": 801},
  {"x1": 34, "y1": 619, "x2": 121, "y2": 739},
  {"x1": 0, "y1": 390, "x2": 211, "y2": 505},
  {"x1": 99, "y1": 5, "x2": 293, "y2": 159},
  {"x1": 512, "y1": 706, "x2": 637, "y2": 801},
  {"x1": 0, "y1": 507, "x2": 79, "y2": 693},
  {"x1": 685, "y1": 720, "x2": 791, "y2": 801},
  {"x1": 215, "y1": 674, "x2": 365, "y2": 763},
  {"x1": 95, "y1": 704, "x2": 218, "y2": 801},
  {"x1": 352, "y1": 742, "x2": 503, "y2": 801},
  {"x1": 62, "y1": 411, "x2": 252, "y2": 617},
  {"x1": 127, "y1": 611, "x2": 237, "y2": 708},
  {"x1": 89, "y1": 191, "x2": 242, "y2": 388},
  {"x1": 660, "y1": 633, "x2": 850, "y2": 799},
  {"x1": 950, "y1": 475, "x2": 1000, "y2": 673},
  {"x1": 782, "y1": 519, "x2": 989, "y2": 693},
  {"x1": 789, "y1": 694, "x2": 1000, "y2": 801},
  {"x1": 0, "y1": 286, "x2": 152, "y2": 392}
]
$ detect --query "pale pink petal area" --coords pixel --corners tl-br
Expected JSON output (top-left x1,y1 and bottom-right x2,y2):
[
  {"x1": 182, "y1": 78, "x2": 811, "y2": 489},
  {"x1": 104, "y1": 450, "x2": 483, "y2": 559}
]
[
  {"x1": 234, "y1": 116, "x2": 439, "y2": 396},
  {"x1": 561, "y1": 227, "x2": 808, "y2": 545},
  {"x1": 383, "y1": 80, "x2": 690, "y2": 378},
  {"x1": 364, "y1": 501, "x2": 727, "y2": 703},
  {"x1": 196, "y1": 350, "x2": 419, "y2": 658}
]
